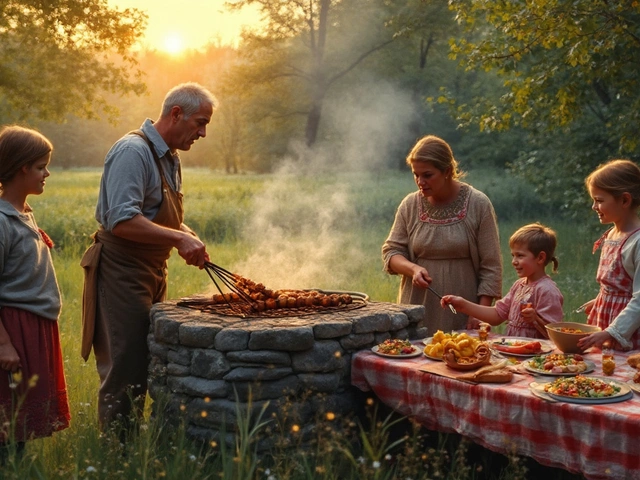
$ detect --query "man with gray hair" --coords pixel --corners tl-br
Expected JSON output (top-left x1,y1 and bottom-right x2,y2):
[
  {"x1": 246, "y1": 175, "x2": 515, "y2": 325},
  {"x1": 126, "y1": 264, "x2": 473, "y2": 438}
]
[{"x1": 80, "y1": 82, "x2": 217, "y2": 433}]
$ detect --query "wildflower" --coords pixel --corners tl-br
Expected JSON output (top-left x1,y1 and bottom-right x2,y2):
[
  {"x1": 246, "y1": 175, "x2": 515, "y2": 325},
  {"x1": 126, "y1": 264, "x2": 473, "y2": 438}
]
[
  {"x1": 334, "y1": 351, "x2": 341, "y2": 358},
  {"x1": 357, "y1": 457, "x2": 365, "y2": 464},
  {"x1": 28, "y1": 374, "x2": 39, "y2": 388},
  {"x1": 189, "y1": 454, "x2": 196, "y2": 462},
  {"x1": 385, "y1": 454, "x2": 392, "y2": 460},
  {"x1": 180, "y1": 404, "x2": 186, "y2": 411},
  {"x1": 204, "y1": 397, "x2": 210, "y2": 403},
  {"x1": 86, "y1": 466, "x2": 97, "y2": 473},
  {"x1": 315, "y1": 466, "x2": 326, "y2": 473},
  {"x1": 210, "y1": 440, "x2": 217, "y2": 448},
  {"x1": 265, "y1": 469, "x2": 271, "y2": 476},
  {"x1": 372, "y1": 461, "x2": 381, "y2": 469},
  {"x1": 12, "y1": 370, "x2": 23, "y2": 384},
  {"x1": 267, "y1": 476, "x2": 276, "y2": 480},
  {"x1": 326, "y1": 412, "x2": 335, "y2": 421},
  {"x1": 291, "y1": 424, "x2": 300, "y2": 433},
  {"x1": 366, "y1": 397, "x2": 374, "y2": 406},
  {"x1": 201, "y1": 411, "x2": 207, "y2": 418}
]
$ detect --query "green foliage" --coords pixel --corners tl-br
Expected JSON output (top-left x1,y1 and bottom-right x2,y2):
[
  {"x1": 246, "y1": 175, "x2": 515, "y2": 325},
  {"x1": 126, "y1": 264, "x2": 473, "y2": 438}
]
[
  {"x1": 0, "y1": 0, "x2": 147, "y2": 123},
  {"x1": 444, "y1": 0, "x2": 640, "y2": 215}
]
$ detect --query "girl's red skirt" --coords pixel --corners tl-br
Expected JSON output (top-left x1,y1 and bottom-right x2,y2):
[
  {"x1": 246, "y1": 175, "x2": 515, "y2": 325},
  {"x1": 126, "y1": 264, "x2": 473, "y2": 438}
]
[{"x1": 0, "y1": 307, "x2": 70, "y2": 443}]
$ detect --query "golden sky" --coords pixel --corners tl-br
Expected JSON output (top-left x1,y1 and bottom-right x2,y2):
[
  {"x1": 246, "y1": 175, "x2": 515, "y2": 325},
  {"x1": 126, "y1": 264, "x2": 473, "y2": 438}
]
[{"x1": 107, "y1": 0, "x2": 261, "y2": 53}]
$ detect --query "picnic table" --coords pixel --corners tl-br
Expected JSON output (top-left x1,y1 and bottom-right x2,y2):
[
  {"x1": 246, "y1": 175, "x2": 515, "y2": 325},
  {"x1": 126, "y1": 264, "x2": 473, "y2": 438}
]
[{"x1": 351, "y1": 333, "x2": 640, "y2": 480}]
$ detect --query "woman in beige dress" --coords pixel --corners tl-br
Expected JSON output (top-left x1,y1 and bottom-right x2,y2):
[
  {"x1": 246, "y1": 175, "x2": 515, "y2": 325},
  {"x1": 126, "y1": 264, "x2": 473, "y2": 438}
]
[{"x1": 382, "y1": 135, "x2": 502, "y2": 335}]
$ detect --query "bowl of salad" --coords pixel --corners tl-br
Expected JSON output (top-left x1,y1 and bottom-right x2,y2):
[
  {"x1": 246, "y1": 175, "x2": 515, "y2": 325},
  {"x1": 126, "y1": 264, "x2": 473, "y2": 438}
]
[{"x1": 545, "y1": 322, "x2": 601, "y2": 353}]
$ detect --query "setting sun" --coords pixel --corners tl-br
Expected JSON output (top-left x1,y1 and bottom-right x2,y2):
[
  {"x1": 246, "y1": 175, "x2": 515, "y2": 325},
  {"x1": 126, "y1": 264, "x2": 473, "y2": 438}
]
[
  {"x1": 162, "y1": 32, "x2": 185, "y2": 55},
  {"x1": 107, "y1": 0, "x2": 262, "y2": 51}
]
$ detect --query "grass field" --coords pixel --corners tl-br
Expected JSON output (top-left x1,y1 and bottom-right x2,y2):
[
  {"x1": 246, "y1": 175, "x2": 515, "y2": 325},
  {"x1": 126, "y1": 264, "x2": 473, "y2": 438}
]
[{"x1": 3, "y1": 167, "x2": 600, "y2": 479}]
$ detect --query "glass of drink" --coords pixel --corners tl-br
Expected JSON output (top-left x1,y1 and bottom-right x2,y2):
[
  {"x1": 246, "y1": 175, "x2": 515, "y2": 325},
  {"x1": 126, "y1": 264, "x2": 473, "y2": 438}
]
[
  {"x1": 602, "y1": 346, "x2": 616, "y2": 375},
  {"x1": 478, "y1": 323, "x2": 489, "y2": 341}
]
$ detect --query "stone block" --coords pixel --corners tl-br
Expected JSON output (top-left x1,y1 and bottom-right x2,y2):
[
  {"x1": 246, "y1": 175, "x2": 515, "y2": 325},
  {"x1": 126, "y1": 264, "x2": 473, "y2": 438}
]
[
  {"x1": 232, "y1": 375, "x2": 301, "y2": 402},
  {"x1": 291, "y1": 340, "x2": 345, "y2": 373},
  {"x1": 339, "y1": 332, "x2": 374, "y2": 350},
  {"x1": 179, "y1": 322, "x2": 222, "y2": 348},
  {"x1": 167, "y1": 363, "x2": 190, "y2": 376},
  {"x1": 214, "y1": 328, "x2": 250, "y2": 351},
  {"x1": 225, "y1": 350, "x2": 291, "y2": 366},
  {"x1": 313, "y1": 321, "x2": 353, "y2": 339},
  {"x1": 223, "y1": 366, "x2": 293, "y2": 382},
  {"x1": 191, "y1": 349, "x2": 230, "y2": 379},
  {"x1": 297, "y1": 372, "x2": 341, "y2": 393},
  {"x1": 352, "y1": 313, "x2": 392, "y2": 334},
  {"x1": 388, "y1": 312, "x2": 410, "y2": 330},
  {"x1": 248, "y1": 327, "x2": 315, "y2": 351},
  {"x1": 167, "y1": 347, "x2": 192, "y2": 366},
  {"x1": 167, "y1": 376, "x2": 228, "y2": 398}
]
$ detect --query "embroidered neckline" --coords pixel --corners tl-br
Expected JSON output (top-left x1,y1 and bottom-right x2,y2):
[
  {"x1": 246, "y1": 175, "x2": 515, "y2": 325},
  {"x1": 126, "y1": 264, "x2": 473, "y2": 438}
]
[{"x1": 419, "y1": 183, "x2": 470, "y2": 224}]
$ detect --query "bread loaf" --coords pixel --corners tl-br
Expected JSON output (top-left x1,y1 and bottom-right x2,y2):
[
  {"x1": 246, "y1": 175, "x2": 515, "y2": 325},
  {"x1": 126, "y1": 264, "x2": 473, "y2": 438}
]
[
  {"x1": 457, "y1": 360, "x2": 513, "y2": 383},
  {"x1": 627, "y1": 353, "x2": 640, "y2": 369}
]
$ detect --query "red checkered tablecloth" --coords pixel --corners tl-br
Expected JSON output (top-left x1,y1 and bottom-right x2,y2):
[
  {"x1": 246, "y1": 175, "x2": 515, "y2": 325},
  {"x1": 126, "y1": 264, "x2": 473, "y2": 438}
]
[{"x1": 351, "y1": 337, "x2": 640, "y2": 480}]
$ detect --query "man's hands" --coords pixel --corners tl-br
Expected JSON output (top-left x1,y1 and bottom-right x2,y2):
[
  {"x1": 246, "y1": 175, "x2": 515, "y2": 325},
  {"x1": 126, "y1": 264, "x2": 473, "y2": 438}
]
[{"x1": 176, "y1": 230, "x2": 208, "y2": 267}]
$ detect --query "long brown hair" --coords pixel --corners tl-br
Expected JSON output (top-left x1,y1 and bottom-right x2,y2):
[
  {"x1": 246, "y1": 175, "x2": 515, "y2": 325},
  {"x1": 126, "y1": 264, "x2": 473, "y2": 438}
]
[
  {"x1": 0, "y1": 125, "x2": 52, "y2": 190},
  {"x1": 405, "y1": 135, "x2": 464, "y2": 179},
  {"x1": 585, "y1": 159, "x2": 640, "y2": 208}
]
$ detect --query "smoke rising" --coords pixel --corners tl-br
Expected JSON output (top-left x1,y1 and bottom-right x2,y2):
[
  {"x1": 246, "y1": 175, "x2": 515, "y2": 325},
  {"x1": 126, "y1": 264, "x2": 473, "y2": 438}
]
[{"x1": 230, "y1": 81, "x2": 417, "y2": 291}]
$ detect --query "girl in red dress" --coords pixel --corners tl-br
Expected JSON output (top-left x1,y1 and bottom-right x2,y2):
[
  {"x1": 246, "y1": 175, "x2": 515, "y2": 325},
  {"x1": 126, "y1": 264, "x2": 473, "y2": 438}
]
[
  {"x1": 0, "y1": 126, "x2": 70, "y2": 461},
  {"x1": 578, "y1": 159, "x2": 640, "y2": 351}
]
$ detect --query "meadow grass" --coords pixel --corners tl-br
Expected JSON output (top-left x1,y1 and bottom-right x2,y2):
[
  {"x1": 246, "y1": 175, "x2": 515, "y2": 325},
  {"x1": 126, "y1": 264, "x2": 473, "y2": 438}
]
[{"x1": 4, "y1": 167, "x2": 597, "y2": 479}]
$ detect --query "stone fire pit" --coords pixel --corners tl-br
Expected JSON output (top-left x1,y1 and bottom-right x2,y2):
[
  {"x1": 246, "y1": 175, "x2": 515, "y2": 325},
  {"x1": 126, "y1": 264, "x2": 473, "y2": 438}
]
[{"x1": 147, "y1": 298, "x2": 425, "y2": 448}]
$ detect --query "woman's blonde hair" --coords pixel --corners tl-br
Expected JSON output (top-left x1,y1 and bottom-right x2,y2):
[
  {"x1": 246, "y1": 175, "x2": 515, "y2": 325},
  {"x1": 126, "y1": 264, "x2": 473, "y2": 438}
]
[
  {"x1": 509, "y1": 223, "x2": 559, "y2": 273},
  {"x1": 0, "y1": 125, "x2": 52, "y2": 189},
  {"x1": 585, "y1": 159, "x2": 640, "y2": 208},
  {"x1": 405, "y1": 135, "x2": 464, "y2": 179}
]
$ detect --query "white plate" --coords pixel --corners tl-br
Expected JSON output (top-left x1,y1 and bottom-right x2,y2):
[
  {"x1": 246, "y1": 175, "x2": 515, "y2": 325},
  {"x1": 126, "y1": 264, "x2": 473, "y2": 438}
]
[
  {"x1": 627, "y1": 380, "x2": 640, "y2": 395},
  {"x1": 491, "y1": 338, "x2": 554, "y2": 357},
  {"x1": 371, "y1": 345, "x2": 422, "y2": 358},
  {"x1": 532, "y1": 377, "x2": 632, "y2": 404},
  {"x1": 523, "y1": 358, "x2": 595, "y2": 376}
]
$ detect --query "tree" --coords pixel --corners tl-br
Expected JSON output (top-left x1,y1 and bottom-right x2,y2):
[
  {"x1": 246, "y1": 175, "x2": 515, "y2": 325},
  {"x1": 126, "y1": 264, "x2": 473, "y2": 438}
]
[
  {"x1": 226, "y1": 0, "x2": 396, "y2": 148},
  {"x1": 447, "y1": 0, "x2": 640, "y2": 151},
  {"x1": 0, "y1": 0, "x2": 147, "y2": 123},
  {"x1": 443, "y1": 0, "x2": 640, "y2": 214}
]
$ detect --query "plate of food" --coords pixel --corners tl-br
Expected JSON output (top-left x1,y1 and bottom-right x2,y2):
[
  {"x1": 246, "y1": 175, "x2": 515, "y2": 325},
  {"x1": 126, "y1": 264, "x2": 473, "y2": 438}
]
[
  {"x1": 372, "y1": 339, "x2": 422, "y2": 358},
  {"x1": 537, "y1": 375, "x2": 632, "y2": 404},
  {"x1": 422, "y1": 330, "x2": 482, "y2": 361},
  {"x1": 524, "y1": 353, "x2": 595, "y2": 376},
  {"x1": 491, "y1": 338, "x2": 553, "y2": 357},
  {"x1": 627, "y1": 379, "x2": 640, "y2": 395}
]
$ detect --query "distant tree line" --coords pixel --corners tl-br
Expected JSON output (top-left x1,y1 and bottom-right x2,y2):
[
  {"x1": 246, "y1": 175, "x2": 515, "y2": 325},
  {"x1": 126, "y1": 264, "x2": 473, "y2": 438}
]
[{"x1": 1, "y1": 0, "x2": 638, "y2": 216}]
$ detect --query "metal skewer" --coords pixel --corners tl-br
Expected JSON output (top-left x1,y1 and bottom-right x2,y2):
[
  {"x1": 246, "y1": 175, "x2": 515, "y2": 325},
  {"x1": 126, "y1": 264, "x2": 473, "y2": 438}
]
[
  {"x1": 427, "y1": 286, "x2": 457, "y2": 314},
  {"x1": 574, "y1": 301, "x2": 590, "y2": 314}
]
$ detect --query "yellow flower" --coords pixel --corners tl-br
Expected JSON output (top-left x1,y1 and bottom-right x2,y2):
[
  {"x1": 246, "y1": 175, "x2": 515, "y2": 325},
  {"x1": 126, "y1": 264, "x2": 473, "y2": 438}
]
[
  {"x1": 326, "y1": 412, "x2": 335, "y2": 421},
  {"x1": 200, "y1": 411, "x2": 207, "y2": 418},
  {"x1": 28, "y1": 374, "x2": 39, "y2": 388},
  {"x1": 291, "y1": 424, "x2": 300, "y2": 433}
]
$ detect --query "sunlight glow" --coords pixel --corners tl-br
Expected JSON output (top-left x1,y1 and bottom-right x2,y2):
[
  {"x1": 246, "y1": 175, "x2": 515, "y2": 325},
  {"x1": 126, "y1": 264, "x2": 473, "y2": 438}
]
[
  {"x1": 163, "y1": 32, "x2": 185, "y2": 54},
  {"x1": 107, "y1": 0, "x2": 263, "y2": 51}
]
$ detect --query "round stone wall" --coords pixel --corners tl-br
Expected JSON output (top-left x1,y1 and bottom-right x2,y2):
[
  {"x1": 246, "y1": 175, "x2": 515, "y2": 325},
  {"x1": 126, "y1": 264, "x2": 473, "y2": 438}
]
[{"x1": 147, "y1": 299, "x2": 425, "y2": 448}]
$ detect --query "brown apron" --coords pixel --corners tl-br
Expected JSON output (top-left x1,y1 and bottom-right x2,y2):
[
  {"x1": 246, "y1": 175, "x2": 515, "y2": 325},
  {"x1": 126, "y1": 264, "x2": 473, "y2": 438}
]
[{"x1": 80, "y1": 131, "x2": 183, "y2": 425}]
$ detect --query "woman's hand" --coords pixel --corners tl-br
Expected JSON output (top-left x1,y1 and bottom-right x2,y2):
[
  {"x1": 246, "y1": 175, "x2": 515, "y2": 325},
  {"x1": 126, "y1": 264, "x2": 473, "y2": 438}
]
[
  {"x1": 577, "y1": 330, "x2": 612, "y2": 350},
  {"x1": 411, "y1": 266, "x2": 432, "y2": 289},
  {"x1": 0, "y1": 341, "x2": 20, "y2": 372}
]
